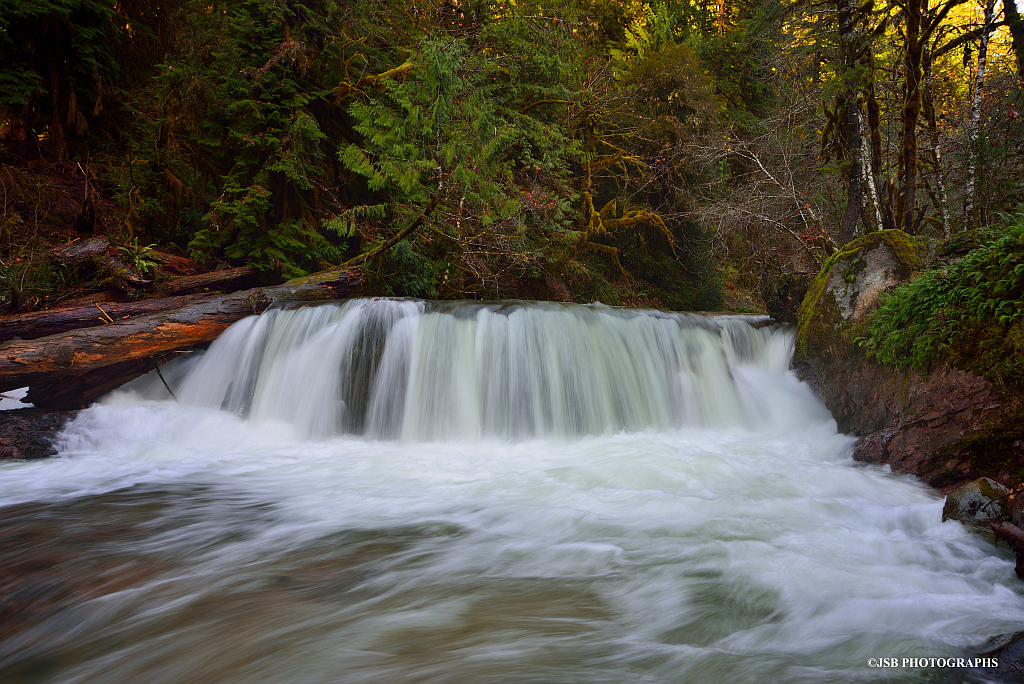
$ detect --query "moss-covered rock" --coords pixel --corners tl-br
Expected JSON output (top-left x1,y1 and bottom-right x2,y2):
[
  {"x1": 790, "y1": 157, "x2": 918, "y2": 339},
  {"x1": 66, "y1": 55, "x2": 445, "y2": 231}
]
[
  {"x1": 796, "y1": 230, "x2": 926, "y2": 358},
  {"x1": 942, "y1": 477, "x2": 1011, "y2": 525}
]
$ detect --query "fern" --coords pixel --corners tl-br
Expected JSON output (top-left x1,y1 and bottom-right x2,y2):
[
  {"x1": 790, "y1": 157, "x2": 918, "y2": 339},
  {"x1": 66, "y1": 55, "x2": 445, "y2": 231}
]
[{"x1": 863, "y1": 217, "x2": 1024, "y2": 378}]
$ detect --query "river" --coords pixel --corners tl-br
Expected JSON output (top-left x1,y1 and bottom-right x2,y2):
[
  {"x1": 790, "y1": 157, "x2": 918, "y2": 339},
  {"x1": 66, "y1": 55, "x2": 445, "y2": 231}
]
[{"x1": 1, "y1": 299, "x2": 1021, "y2": 683}]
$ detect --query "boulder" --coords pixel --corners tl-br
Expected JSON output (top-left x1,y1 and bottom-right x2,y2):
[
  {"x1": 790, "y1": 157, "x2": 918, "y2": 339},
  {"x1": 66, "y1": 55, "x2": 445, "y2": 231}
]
[
  {"x1": 0, "y1": 409, "x2": 74, "y2": 459},
  {"x1": 979, "y1": 631, "x2": 1024, "y2": 677},
  {"x1": 796, "y1": 229, "x2": 927, "y2": 359},
  {"x1": 942, "y1": 478, "x2": 1012, "y2": 525},
  {"x1": 791, "y1": 230, "x2": 1023, "y2": 492}
]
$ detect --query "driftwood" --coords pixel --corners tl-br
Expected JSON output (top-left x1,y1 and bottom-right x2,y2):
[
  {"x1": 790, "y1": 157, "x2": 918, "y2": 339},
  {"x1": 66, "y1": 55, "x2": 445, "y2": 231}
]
[
  {"x1": 0, "y1": 294, "x2": 212, "y2": 343},
  {"x1": 0, "y1": 267, "x2": 361, "y2": 408},
  {"x1": 161, "y1": 266, "x2": 255, "y2": 295}
]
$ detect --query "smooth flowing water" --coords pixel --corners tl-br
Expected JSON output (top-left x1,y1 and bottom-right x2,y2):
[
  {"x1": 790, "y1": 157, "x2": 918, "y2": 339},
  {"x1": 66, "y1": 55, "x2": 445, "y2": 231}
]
[{"x1": 1, "y1": 299, "x2": 1022, "y2": 683}]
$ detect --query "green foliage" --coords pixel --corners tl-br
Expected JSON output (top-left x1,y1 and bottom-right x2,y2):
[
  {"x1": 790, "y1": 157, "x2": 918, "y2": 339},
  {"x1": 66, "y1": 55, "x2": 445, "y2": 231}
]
[
  {"x1": 0, "y1": 0, "x2": 122, "y2": 157},
  {"x1": 863, "y1": 219, "x2": 1024, "y2": 387},
  {"x1": 1, "y1": 0, "x2": 733, "y2": 309},
  {"x1": 117, "y1": 238, "x2": 158, "y2": 275},
  {"x1": 340, "y1": 34, "x2": 583, "y2": 297},
  {"x1": 155, "y1": 0, "x2": 353, "y2": 278}
]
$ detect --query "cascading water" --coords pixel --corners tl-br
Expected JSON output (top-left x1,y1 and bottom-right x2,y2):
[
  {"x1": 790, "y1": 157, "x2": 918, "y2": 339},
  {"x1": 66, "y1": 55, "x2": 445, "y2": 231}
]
[
  {"x1": 163, "y1": 298, "x2": 800, "y2": 440},
  {"x1": 1, "y1": 299, "x2": 1022, "y2": 683}
]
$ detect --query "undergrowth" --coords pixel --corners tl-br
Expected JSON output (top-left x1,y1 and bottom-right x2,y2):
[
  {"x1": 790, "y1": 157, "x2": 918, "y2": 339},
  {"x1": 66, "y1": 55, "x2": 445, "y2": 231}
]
[{"x1": 862, "y1": 216, "x2": 1024, "y2": 389}]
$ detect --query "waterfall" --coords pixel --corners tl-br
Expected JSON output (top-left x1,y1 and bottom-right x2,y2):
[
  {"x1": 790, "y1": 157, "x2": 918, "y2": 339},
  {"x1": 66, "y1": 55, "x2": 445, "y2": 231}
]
[
  {"x1": 143, "y1": 298, "x2": 808, "y2": 441},
  {"x1": 3, "y1": 299, "x2": 1022, "y2": 684}
]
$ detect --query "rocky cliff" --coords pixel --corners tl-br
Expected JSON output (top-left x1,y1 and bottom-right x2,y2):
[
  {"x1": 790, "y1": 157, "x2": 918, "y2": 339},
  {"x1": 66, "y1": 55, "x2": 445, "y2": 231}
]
[{"x1": 793, "y1": 230, "x2": 1023, "y2": 491}]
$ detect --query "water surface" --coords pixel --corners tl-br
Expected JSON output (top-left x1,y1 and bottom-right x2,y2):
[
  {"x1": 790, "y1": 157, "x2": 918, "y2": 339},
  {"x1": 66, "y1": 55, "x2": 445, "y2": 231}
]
[{"x1": 0, "y1": 299, "x2": 1020, "y2": 683}]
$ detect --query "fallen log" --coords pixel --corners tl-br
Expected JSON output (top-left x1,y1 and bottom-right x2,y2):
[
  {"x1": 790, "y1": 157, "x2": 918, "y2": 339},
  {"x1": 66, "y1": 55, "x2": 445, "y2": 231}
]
[
  {"x1": 52, "y1": 237, "x2": 110, "y2": 265},
  {"x1": 0, "y1": 294, "x2": 212, "y2": 343},
  {"x1": 991, "y1": 521, "x2": 1024, "y2": 579},
  {"x1": 96, "y1": 253, "x2": 151, "y2": 289},
  {"x1": 992, "y1": 521, "x2": 1024, "y2": 550},
  {"x1": 52, "y1": 236, "x2": 151, "y2": 291},
  {"x1": 26, "y1": 356, "x2": 179, "y2": 409},
  {"x1": 0, "y1": 267, "x2": 361, "y2": 407},
  {"x1": 161, "y1": 266, "x2": 255, "y2": 295}
]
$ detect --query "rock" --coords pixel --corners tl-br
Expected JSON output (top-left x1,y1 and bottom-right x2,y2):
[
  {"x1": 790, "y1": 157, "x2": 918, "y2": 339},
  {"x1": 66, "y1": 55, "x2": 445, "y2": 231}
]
[
  {"x1": 793, "y1": 230, "x2": 1023, "y2": 492},
  {"x1": 796, "y1": 229, "x2": 926, "y2": 358},
  {"x1": 942, "y1": 478, "x2": 1011, "y2": 525},
  {"x1": 0, "y1": 409, "x2": 74, "y2": 459},
  {"x1": 979, "y1": 631, "x2": 1024, "y2": 678}
]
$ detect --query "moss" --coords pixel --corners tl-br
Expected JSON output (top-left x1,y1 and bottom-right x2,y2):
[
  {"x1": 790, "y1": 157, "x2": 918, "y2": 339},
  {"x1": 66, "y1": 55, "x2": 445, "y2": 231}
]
[
  {"x1": 945, "y1": 408, "x2": 1024, "y2": 488},
  {"x1": 950, "y1": 318, "x2": 1024, "y2": 395},
  {"x1": 939, "y1": 229, "x2": 983, "y2": 257},
  {"x1": 796, "y1": 230, "x2": 923, "y2": 359},
  {"x1": 837, "y1": 229, "x2": 924, "y2": 277}
]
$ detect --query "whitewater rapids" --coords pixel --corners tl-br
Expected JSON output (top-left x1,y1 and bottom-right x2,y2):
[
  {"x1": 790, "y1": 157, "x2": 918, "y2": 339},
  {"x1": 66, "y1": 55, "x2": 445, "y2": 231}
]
[{"x1": 0, "y1": 298, "x2": 1021, "y2": 683}]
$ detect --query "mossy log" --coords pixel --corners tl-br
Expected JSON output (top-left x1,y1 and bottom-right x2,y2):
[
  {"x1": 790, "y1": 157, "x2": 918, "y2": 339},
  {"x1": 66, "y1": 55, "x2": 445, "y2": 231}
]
[{"x1": 0, "y1": 267, "x2": 361, "y2": 408}]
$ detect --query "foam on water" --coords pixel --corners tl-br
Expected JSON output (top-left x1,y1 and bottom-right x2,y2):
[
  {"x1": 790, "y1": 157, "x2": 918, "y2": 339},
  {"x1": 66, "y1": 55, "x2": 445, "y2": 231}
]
[{"x1": 0, "y1": 299, "x2": 1020, "y2": 683}]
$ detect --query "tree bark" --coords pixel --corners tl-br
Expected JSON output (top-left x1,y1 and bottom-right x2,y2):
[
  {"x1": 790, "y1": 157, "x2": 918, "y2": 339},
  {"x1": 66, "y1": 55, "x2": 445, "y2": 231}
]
[
  {"x1": 0, "y1": 294, "x2": 214, "y2": 343},
  {"x1": 861, "y1": 111, "x2": 885, "y2": 233},
  {"x1": 837, "y1": 0, "x2": 864, "y2": 245},
  {"x1": 1003, "y1": 0, "x2": 1024, "y2": 87},
  {"x1": 923, "y1": 40, "x2": 952, "y2": 237},
  {"x1": 965, "y1": 0, "x2": 997, "y2": 230},
  {"x1": 897, "y1": 0, "x2": 924, "y2": 232},
  {"x1": 865, "y1": 57, "x2": 896, "y2": 231},
  {"x1": 161, "y1": 266, "x2": 256, "y2": 295},
  {"x1": 0, "y1": 267, "x2": 361, "y2": 405}
]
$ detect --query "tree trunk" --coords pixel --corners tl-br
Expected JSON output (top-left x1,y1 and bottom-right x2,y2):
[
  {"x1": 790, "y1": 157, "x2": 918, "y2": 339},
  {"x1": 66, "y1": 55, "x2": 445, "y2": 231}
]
[
  {"x1": 923, "y1": 40, "x2": 952, "y2": 237},
  {"x1": 0, "y1": 267, "x2": 362, "y2": 406},
  {"x1": 1003, "y1": 0, "x2": 1024, "y2": 88},
  {"x1": 0, "y1": 294, "x2": 214, "y2": 343},
  {"x1": 897, "y1": 0, "x2": 924, "y2": 232},
  {"x1": 837, "y1": 0, "x2": 863, "y2": 245},
  {"x1": 861, "y1": 111, "x2": 885, "y2": 233},
  {"x1": 965, "y1": 0, "x2": 996, "y2": 230},
  {"x1": 865, "y1": 57, "x2": 896, "y2": 231}
]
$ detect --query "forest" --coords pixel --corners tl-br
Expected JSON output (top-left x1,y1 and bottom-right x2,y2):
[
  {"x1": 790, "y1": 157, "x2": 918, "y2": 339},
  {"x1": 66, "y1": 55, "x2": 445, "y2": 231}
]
[{"x1": 1, "y1": 0, "x2": 1024, "y2": 318}]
